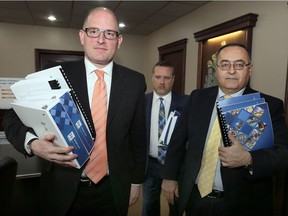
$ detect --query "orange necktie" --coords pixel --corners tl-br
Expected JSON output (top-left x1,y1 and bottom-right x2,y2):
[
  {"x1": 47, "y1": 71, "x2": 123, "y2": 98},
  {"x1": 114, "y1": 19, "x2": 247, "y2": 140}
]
[{"x1": 85, "y1": 69, "x2": 108, "y2": 184}]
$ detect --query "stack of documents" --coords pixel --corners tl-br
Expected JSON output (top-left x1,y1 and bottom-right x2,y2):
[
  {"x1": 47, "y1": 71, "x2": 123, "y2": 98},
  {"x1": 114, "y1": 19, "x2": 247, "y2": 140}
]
[
  {"x1": 10, "y1": 66, "x2": 93, "y2": 168},
  {"x1": 159, "y1": 110, "x2": 180, "y2": 146},
  {"x1": 216, "y1": 93, "x2": 274, "y2": 151}
]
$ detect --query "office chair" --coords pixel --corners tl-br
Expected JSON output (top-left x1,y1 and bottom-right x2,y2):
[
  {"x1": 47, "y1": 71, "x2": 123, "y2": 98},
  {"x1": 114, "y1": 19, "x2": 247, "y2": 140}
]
[{"x1": 0, "y1": 156, "x2": 18, "y2": 215}]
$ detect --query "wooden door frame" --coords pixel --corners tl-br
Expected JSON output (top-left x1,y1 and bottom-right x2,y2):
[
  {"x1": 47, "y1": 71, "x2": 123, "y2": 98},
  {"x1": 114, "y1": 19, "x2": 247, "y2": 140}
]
[
  {"x1": 194, "y1": 13, "x2": 258, "y2": 89},
  {"x1": 158, "y1": 39, "x2": 187, "y2": 94}
]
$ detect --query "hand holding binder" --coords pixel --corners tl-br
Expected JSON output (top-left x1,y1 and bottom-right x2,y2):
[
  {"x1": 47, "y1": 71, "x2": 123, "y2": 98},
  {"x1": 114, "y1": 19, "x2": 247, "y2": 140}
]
[
  {"x1": 216, "y1": 93, "x2": 274, "y2": 151},
  {"x1": 10, "y1": 66, "x2": 94, "y2": 168}
]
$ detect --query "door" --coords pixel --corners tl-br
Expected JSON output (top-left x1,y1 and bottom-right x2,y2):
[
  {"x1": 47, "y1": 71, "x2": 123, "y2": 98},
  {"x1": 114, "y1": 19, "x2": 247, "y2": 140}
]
[{"x1": 158, "y1": 39, "x2": 187, "y2": 94}]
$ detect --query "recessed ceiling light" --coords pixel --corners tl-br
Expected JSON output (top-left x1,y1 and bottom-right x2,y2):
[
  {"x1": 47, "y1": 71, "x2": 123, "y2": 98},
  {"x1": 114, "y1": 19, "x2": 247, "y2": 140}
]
[
  {"x1": 119, "y1": 23, "x2": 125, "y2": 28},
  {"x1": 48, "y1": 15, "x2": 57, "y2": 21}
]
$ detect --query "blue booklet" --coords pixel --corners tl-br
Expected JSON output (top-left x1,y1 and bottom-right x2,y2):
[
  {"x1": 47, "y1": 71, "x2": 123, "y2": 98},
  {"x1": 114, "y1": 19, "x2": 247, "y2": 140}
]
[
  {"x1": 216, "y1": 93, "x2": 274, "y2": 151},
  {"x1": 11, "y1": 89, "x2": 93, "y2": 168},
  {"x1": 218, "y1": 92, "x2": 260, "y2": 107}
]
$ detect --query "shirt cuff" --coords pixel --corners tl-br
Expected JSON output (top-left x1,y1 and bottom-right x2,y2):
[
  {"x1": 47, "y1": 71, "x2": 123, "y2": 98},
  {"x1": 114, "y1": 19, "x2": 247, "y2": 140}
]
[{"x1": 24, "y1": 132, "x2": 38, "y2": 155}]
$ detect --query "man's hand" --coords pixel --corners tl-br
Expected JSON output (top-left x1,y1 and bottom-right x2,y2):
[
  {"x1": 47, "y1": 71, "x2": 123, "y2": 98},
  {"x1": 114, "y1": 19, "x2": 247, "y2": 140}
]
[
  {"x1": 29, "y1": 133, "x2": 78, "y2": 168},
  {"x1": 161, "y1": 179, "x2": 179, "y2": 205},
  {"x1": 129, "y1": 184, "x2": 141, "y2": 206},
  {"x1": 219, "y1": 132, "x2": 252, "y2": 168}
]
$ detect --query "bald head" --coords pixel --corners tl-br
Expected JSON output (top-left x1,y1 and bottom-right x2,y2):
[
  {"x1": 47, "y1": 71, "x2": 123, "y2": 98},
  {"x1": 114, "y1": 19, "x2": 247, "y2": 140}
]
[{"x1": 83, "y1": 7, "x2": 119, "y2": 32}]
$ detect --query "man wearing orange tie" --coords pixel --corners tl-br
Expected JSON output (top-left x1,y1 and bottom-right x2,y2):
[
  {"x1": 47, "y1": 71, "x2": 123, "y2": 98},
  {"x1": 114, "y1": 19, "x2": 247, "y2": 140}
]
[{"x1": 3, "y1": 7, "x2": 147, "y2": 216}]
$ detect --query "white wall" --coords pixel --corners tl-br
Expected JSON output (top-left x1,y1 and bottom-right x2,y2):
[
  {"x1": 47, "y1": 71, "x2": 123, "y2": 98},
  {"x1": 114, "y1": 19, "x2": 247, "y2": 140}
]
[
  {"x1": 115, "y1": 34, "x2": 148, "y2": 75},
  {"x1": 1, "y1": 1, "x2": 287, "y2": 101},
  {"x1": 147, "y1": 1, "x2": 288, "y2": 100}
]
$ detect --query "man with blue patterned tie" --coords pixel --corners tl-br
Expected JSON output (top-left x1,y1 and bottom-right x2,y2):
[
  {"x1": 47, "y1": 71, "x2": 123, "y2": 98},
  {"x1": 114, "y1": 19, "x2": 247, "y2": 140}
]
[{"x1": 142, "y1": 60, "x2": 188, "y2": 216}]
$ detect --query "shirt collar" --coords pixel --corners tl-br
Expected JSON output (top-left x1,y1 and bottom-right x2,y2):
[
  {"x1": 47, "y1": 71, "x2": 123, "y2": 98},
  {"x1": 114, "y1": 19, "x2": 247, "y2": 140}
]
[
  {"x1": 84, "y1": 57, "x2": 113, "y2": 77},
  {"x1": 217, "y1": 87, "x2": 245, "y2": 100},
  {"x1": 152, "y1": 91, "x2": 172, "y2": 102}
]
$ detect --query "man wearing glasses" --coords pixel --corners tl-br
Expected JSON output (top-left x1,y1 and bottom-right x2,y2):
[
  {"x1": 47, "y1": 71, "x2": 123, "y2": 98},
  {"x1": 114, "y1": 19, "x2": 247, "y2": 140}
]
[
  {"x1": 3, "y1": 7, "x2": 147, "y2": 216},
  {"x1": 161, "y1": 43, "x2": 288, "y2": 216}
]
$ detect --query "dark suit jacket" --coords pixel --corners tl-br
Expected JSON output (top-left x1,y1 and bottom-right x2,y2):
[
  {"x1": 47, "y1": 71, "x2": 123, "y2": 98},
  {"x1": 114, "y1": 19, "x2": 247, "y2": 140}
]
[
  {"x1": 3, "y1": 60, "x2": 147, "y2": 216},
  {"x1": 162, "y1": 86, "x2": 288, "y2": 216}
]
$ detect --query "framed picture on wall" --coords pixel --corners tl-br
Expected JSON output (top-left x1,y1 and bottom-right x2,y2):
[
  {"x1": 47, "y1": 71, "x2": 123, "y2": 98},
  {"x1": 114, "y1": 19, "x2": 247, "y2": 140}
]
[
  {"x1": 35, "y1": 49, "x2": 84, "y2": 71},
  {"x1": 194, "y1": 13, "x2": 258, "y2": 89}
]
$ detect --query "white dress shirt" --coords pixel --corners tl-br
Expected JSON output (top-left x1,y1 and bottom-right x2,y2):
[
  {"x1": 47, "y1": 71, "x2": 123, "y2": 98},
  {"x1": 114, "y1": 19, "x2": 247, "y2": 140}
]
[
  {"x1": 196, "y1": 87, "x2": 245, "y2": 191},
  {"x1": 149, "y1": 92, "x2": 171, "y2": 158}
]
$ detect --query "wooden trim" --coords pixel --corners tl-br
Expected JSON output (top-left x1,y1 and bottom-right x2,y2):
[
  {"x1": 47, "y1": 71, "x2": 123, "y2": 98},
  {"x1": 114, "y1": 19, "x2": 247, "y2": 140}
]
[
  {"x1": 158, "y1": 39, "x2": 187, "y2": 93},
  {"x1": 35, "y1": 49, "x2": 84, "y2": 71},
  {"x1": 158, "y1": 38, "x2": 188, "y2": 52},
  {"x1": 194, "y1": 13, "x2": 258, "y2": 89},
  {"x1": 194, "y1": 13, "x2": 258, "y2": 42}
]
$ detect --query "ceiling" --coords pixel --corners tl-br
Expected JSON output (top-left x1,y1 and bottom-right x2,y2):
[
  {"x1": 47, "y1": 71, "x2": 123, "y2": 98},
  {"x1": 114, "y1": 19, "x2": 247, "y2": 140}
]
[{"x1": 0, "y1": 1, "x2": 209, "y2": 35}]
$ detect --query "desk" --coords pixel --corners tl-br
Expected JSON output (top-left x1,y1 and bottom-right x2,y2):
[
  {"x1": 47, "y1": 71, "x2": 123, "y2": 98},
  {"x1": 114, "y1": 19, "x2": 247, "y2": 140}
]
[{"x1": 0, "y1": 142, "x2": 41, "y2": 178}]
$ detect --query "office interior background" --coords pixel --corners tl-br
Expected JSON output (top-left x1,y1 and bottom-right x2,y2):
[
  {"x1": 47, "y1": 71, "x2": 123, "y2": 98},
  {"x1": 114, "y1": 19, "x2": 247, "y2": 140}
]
[{"x1": 0, "y1": 1, "x2": 288, "y2": 215}]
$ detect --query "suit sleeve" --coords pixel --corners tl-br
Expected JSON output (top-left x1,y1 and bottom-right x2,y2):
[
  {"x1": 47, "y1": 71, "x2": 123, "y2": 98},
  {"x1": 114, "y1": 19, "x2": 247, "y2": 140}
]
[
  {"x1": 130, "y1": 74, "x2": 148, "y2": 183},
  {"x1": 161, "y1": 95, "x2": 191, "y2": 180},
  {"x1": 250, "y1": 96, "x2": 288, "y2": 178},
  {"x1": 2, "y1": 108, "x2": 32, "y2": 156}
]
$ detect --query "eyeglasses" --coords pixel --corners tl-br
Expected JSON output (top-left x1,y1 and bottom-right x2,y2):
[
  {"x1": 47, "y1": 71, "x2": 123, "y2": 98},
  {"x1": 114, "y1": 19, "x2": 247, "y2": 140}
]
[
  {"x1": 83, "y1": 27, "x2": 120, "y2": 40},
  {"x1": 217, "y1": 61, "x2": 251, "y2": 71}
]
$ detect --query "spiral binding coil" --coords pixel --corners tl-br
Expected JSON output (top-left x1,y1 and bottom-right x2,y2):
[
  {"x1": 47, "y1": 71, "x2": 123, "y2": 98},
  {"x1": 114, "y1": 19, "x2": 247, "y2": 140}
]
[
  {"x1": 59, "y1": 67, "x2": 96, "y2": 139},
  {"x1": 216, "y1": 102, "x2": 232, "y2": 147}
]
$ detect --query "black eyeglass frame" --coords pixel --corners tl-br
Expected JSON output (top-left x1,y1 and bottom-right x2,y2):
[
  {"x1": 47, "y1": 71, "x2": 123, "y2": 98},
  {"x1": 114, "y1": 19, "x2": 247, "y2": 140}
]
[{"x1": 82, "y1": 27, "x2": 120, "y2": 40}]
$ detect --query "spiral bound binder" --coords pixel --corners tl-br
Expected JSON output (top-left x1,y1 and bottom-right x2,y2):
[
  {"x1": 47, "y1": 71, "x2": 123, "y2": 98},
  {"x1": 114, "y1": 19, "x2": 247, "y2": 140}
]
[
  {"x1": 216, "y1": 94, "x2": 274, "y2": 151},
  {"x1": 216, "y1": 102, "x2": 232, "y2": 147},
  {"x1": 59, "y1": 67, "x2": 96, "y2": 139},
  {"x1": 10, "y1": 65, "x2": 95, "y2": 168}
]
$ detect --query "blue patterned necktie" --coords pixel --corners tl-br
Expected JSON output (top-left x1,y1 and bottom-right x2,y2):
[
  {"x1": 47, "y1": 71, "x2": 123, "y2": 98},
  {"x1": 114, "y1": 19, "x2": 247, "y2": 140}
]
[{"x1": 158, "y1": 98, "x2": 166, "y2": 164}]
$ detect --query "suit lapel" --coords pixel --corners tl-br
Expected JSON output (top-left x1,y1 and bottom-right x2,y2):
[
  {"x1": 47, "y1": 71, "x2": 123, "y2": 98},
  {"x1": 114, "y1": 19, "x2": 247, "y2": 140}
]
[
  {"x1": 107, "y1": 64, "x2": 126, "y2": 128},
  {"x1": 61, "y1": 60, "x2": 96, "y2": 138},
  {"x1": 146, "y1": 93, "x2": 153, "y2": 138},
  {"x1": 243, "y1": 87, "x2": 257, "y2": 95},
  {"x1": 198, "y1": 87, "x2": 219, "y2": 136},
  {"x1": 169, "y1": 93, "x2": 177, "y2": 113}
]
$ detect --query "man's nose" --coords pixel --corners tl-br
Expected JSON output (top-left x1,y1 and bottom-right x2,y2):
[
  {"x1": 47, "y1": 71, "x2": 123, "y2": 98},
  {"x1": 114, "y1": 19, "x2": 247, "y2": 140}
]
[
  {"x1": 97, "y1": 32, "x2": 105, "y2": 43},
  {"x1": 227, "y1": 64, "x2": 236, "y2": 74}
]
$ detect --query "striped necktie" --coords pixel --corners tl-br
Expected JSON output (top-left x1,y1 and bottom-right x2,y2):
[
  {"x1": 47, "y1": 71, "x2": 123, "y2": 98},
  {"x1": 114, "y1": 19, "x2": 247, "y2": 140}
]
[
  {"x1": 158, "y1": 98, "x2": 166, "y2": 164},
  {"x1": 86, "y1": 69, "x2": 108, "y2": 184}
]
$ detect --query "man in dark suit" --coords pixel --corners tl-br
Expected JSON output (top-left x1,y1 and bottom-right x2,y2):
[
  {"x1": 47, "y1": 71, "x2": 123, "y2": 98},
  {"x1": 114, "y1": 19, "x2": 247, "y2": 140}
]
[
  {"x1": 142, "y1": 61, "x2": 188, "y2": 216},
  {"x1": 161, "y1": 43, "x2": 288, "y2": 216},
  {"x1": 3, "y1": 7, "x2": 147, "y2": 216}
]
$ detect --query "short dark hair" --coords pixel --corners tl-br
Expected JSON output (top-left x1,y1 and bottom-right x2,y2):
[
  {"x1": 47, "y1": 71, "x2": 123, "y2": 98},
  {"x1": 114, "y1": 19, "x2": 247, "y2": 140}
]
[
  {"x1": 152, "y1": 60, "x2": 175, "y2": 75},
  {"x1": 215, "y1": 43, "x2": 251, "y2": 64}
]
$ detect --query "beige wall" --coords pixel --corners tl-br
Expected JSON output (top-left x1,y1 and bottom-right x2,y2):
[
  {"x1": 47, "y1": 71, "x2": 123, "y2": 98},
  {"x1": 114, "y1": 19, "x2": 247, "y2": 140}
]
[
  {"x1": 0, "y1": 23, "x2": 82, "y2": 77},
  {"x1": 0, "y1": 23, "x2": 148, "y2": 79},
  {"x1": 1, "y1": 1, "x2": 287, "y2": 101},
  {"x1": 147, "y1": 1, "x2": 288, "y2": 100}
]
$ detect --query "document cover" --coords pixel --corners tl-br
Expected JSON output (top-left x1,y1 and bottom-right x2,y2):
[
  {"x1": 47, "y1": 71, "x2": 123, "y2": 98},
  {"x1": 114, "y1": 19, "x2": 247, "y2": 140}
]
[
  {"x1": 11, "y1": 90, "x2": 93, "y2": 168},
  {"x1": 216, "y1": 93, "x2": 274, "y2": 151},
  {"x1": 10, "y1": 65, "x2": 94, "y2": 168}
]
